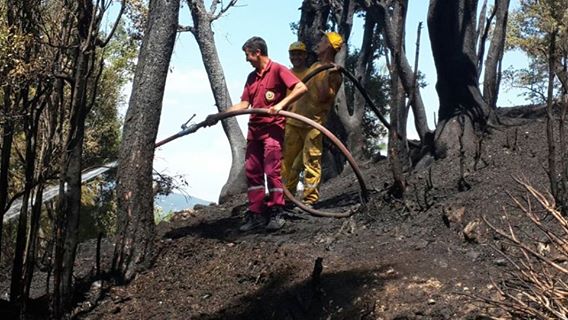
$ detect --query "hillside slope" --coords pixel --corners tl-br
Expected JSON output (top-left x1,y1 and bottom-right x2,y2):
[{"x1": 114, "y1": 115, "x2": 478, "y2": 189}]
[{"x1": 79, "y1": 111, "x2": 560, "y2": 319}]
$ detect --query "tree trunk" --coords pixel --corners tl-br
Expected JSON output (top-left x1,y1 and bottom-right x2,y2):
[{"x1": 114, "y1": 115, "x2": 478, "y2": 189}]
[
  {"x1": 298, "y1": 0, "x2": 347, "y2": 178},
  {"x1": 338, "y1": 9, "x2": 374, "y2": 160},
  {"x1": 0, "y1": 87, "x2": 14, "y2": 262},
  {"x1": 10, "y1": 90, "x2": 33, "y2": 306},
  {"x1": 113, "y1": 0, "x2": 179, "y2": 282},
  {"x1": 298, "y1": 0, "x2": 331, "y2": 65},
  {"x1": 53, "y1": 25, "x2": 94, "y2": 316},
  {"x1": 373, "y1": 1, "x2": 431, "y2": 143},
  {"x1": 482, "y1": 0, "x2": 510, "y2": 109},
  {"x1": 324, "y1": 0, "x2": 354, "y2": 175},
  {"x1": 475, "y1": 0, "x2": 489, "y2": 75},
  {"x1": 188, "y1": 0, "x2": 247, "y2": 203},
  {"x1": 428, "y1": 0, "x2": 490, "y2": 158}
]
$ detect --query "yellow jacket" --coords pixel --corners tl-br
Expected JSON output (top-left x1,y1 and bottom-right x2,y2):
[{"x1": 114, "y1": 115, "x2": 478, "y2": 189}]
[{"x1": 287, "y1": 62, "x2": 343, "y2": 127}]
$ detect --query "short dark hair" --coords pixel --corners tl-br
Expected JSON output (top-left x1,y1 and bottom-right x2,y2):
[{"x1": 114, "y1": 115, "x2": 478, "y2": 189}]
[{"x1": 242, "y1": 37, "x2": 268, "y2": 56}]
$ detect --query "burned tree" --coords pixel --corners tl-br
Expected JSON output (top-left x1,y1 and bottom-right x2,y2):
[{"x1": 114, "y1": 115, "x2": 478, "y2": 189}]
[
  {"x1": 427, "y1": 0, "x2": 492, "y2": 158},
  {"x1": 482, "y1": 0, "x2": 511, "y2": 109},
  {"x1": 113, "y1": 0, "x2": 179, "y2": 282}
]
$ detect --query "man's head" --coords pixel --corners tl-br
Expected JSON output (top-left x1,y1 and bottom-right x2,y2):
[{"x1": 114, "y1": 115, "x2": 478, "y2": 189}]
[
  {"x1": 315, "y1": 32, "x2": 343, "y2": 60},
  {"x1": 242, "y1": 37, "x2": 268, "y2": 69},
  {"x1": 288, "y1": 41, "x2": 308, "y2": 69}
]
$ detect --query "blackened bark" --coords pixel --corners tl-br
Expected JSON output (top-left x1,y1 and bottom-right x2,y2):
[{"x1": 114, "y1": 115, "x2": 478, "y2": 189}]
[
  {"x1": 188, "y1": 0, "x2": 247, "y2": 203},
  {"x1": 428, "y1": 0, "x2": 491, "y2": 157},
  {"x1": 10, "y1": 90, "x2": 34, "y2": 306},
  {"x1": 53, "y1": 24, "x2": 94, "y2": 317},
  {"x1": 0, "y1": 88, "x2": 14, "y2": 261},
  {"x1": 299, "y1": 0, "x2": 331, "y2": 64},
  {"x1": 483, "y1": 0, "x2": 510, "y2": 109},
  {"x1": 113, "y1": 0, "x2": 179, "y2": 282},
  {"x1": 298, "y1": 0, "x2": 354, "y2": 180},
  {"x1": 387, "y1": 3, "x2": 409, "y2": 193},
  {"x1": 546, "y1": 31, "x2": 558, "y2": 204},
  {"x1": 475, "y1": 0, "x2": 489, "y2": 74}
]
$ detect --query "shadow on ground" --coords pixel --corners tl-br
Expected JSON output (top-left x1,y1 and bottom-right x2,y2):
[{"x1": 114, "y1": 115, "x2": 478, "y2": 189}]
[{"x1": 194, "y1": 265, "x2": 398, "y2": 320}]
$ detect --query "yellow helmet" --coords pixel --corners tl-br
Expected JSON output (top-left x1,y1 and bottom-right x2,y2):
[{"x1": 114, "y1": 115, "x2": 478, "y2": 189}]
[
  {"x1": 325, "y1": 32, "x2": 343, "y2": 51},
  {"x1": 288, "y1": 41, "x2": 307, "y2": 52}
]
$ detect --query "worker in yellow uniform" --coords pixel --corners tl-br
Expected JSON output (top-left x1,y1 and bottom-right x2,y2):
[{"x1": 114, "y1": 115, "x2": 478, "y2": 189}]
[
  {"x1": 282, "y1": 32, "x2": 344, "y2": 207},
  {"x1": 284, "y1": 41, "x2": 310, "y2": 199}
]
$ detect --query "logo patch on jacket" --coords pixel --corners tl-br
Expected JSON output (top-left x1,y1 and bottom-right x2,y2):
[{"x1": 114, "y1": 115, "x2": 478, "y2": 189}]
[{"x1": 265, "y1": 90, "x2": 275, "y2": 102}]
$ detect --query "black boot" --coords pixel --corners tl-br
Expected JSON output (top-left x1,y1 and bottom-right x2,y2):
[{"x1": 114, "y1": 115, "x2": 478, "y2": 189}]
[
  {"x1": 239, "y1": 211, "x2": 267, "y2": 232},
  {"x1": 265, "y1": 206, "x2": 286, "y2": 231}
]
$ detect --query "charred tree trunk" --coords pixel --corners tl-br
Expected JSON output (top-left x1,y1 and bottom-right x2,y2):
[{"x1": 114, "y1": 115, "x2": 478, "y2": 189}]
[
  {"x1": 0, "y1": 0, "x2": 21, "y2": 266},
  {"x1": 6, "y1": 1, "x2": 46, "y2": 310},
  {"x1": 475, "y1": 0, "x2": 490, "y2": 75},
  {"x1": 187, "y1": 0, "x2": 247, "y2": 203},
  {"x1": 113, "y1": 0, "x2": 179, "y2": 283},
  {"x1": 427, "y1": 0, "x2": 491, "y2": 159},
  {"x1": 52, "y1": 0, "x2": 99, "y2": 312},
  {"x1": 53, "y1": 47, "x2": 92, "y2": 316},
  {"x1": 10, "y1": 90, "x2": 34, "y2": 307},
  {"x1": 298, "y1": 0, "x2": 347, "y2": 178},
  {"x1": 298, "y1": 0, "x2": 331, "y2": 65},
  {"x1": 482, "y1": 0, "x2": 510, "y2": 109},
  {"x1": 0, "y1": 87, "x2": 14, "y2": 261}
]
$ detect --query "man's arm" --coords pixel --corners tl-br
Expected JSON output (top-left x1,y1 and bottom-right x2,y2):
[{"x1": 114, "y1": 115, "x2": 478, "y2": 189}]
[
  {"x1": 268, "y1": 81, "x2": 308, "y2": 114},
  {"x1": 226, "y1": 100, "x2": 250, "y2": 112},
  {"x1": 204, "y1": 100, "x2": 249, "y2": 126}
]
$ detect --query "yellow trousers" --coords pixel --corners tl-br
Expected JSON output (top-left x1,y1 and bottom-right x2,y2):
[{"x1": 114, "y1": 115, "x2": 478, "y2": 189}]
[{"x1": 282, "y1": 125, "x2": 323, "y2": 204}]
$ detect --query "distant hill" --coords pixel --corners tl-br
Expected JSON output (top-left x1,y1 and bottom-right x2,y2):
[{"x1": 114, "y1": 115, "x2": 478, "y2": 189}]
[{"x1": 155, "y1": 193, "x2": 212, "y2": 213}]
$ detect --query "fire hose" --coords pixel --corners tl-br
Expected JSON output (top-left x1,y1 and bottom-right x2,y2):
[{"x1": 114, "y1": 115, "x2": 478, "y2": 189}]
[
  {"x1": 157, "y1": 109, "x2": 368, "y2": 218},
  {"x1": 156, "y1": 64, "x2": 396, "y2": 217}
]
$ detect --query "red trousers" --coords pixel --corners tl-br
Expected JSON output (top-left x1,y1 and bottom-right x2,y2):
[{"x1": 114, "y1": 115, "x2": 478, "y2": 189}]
[{"x1": 245, "y1": 135, "x2": 285, "y2": 214}]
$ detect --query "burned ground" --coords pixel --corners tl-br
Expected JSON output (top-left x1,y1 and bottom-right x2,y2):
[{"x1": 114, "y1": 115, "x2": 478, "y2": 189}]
[
  {"x1": 78, "y1": 112, "x2": 557, "y2": 319},
  {"x1": 3, "y1": 109, "x2": 563, "y2": 319}
]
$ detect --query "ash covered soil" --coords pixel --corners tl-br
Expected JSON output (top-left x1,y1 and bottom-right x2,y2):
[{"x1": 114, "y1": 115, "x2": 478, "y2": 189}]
[{"x1": 78, "y1": 109, "x2": 557, "y2": 320}]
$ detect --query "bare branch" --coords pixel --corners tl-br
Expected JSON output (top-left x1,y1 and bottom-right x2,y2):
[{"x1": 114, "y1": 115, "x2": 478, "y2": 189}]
[
  {"x1": 211, "y1": 0, "x2": 239, "y2": 21},
  {"x1": 100, "y1": 0, "x2": 126, "y2": 47},
  {"x1": 178, "y1": 25, "x2": 195, "y2": 34}
]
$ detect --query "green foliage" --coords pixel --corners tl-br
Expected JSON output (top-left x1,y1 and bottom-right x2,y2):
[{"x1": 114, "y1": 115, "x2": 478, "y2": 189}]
[
  {"x1": 83, "y1": 22, "x2": 138, "y2": 167},
  {"x1": 344, "y1": 48, "x2": 390, "y2": 158},
  {"x1": 502, "y1": 59, "x2": 549, "y2": 103},
  {"x1": 78, "y1": 174, "x2": 118, "y2": 240},
  {"x1": 154, "y1": 206, "x2": 174, "y2": 224},
  {"x1": 505, "y1": 0, "x2": 568, "y2": 103}
]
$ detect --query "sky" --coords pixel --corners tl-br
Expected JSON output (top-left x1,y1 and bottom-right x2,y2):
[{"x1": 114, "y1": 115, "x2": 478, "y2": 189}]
[{"x1": 126, "y1": 0, "x2": 526, "y2": 203}]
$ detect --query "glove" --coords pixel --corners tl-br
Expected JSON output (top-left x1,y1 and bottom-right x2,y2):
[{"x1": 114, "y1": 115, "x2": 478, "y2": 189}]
[{"x1": 204, "y1": 113, "x2": 221, "y2": 127}]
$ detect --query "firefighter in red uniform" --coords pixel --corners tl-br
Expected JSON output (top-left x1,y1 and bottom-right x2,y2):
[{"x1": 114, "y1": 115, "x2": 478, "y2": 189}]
[{"x1": 207, "y1": 36, "x2": 307, "y2": 231}]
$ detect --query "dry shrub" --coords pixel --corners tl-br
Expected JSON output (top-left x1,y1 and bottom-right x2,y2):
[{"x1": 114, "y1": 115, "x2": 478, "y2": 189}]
[{"x1": 482, "y1": 177, "x2": 568, "y2": 319}]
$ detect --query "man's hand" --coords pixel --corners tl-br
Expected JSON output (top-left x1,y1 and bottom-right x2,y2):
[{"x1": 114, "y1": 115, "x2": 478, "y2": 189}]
[
  {"x1": 204, "y1": 113, "x2": 221, "y2": 127},
  {"x1": 268, "y1": 104, "x2": 284, "y2": 115}
]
